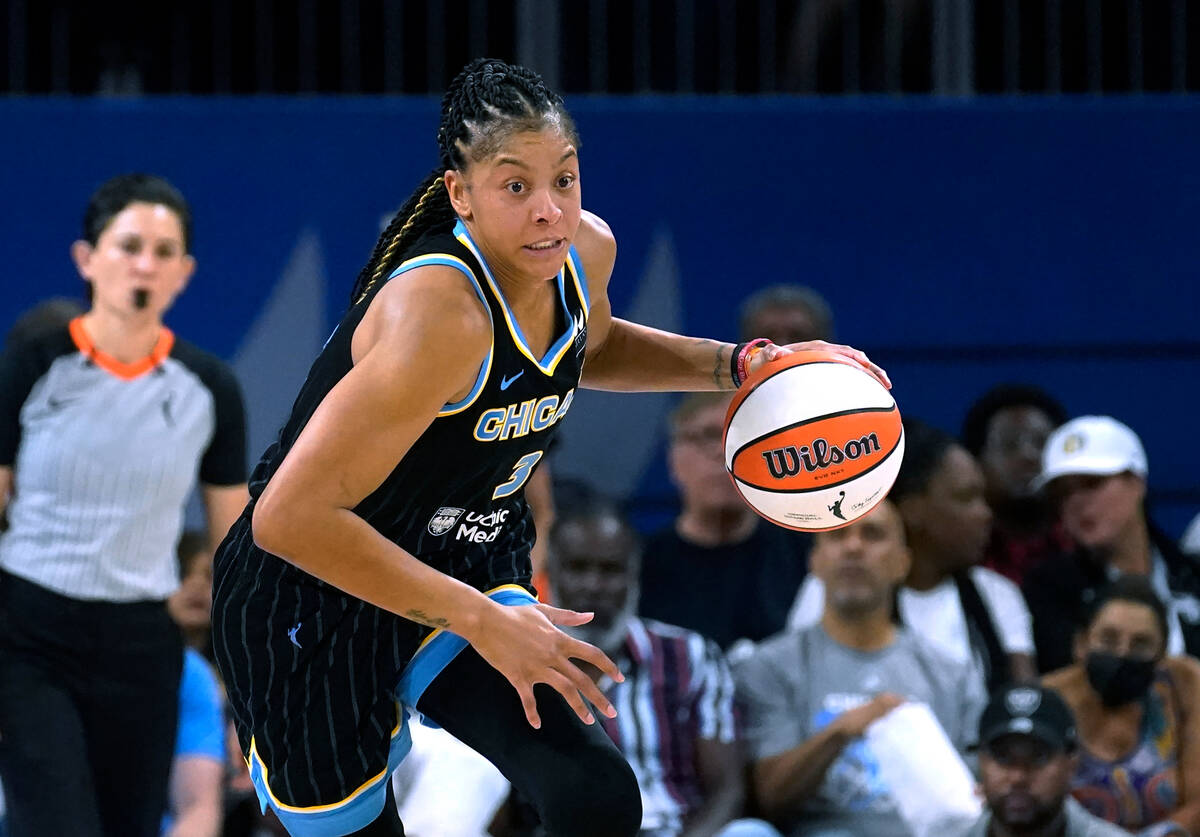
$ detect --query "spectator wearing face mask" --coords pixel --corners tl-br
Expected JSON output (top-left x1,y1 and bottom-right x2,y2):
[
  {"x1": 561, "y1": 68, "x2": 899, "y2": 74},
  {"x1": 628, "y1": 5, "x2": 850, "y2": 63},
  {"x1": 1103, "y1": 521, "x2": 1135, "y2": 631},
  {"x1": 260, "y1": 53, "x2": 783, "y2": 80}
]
[{"x1": 1043, "y1": 576, "x2": 1200, "y2": 836}]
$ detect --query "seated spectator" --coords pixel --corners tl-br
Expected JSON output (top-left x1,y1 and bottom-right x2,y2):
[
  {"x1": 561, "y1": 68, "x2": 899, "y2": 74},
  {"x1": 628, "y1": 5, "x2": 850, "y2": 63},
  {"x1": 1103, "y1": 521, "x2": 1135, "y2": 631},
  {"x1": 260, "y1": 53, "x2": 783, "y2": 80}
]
[
  {"x1": 547, "y1": 495, "x2": 779, "y2": 837},
  {"x1": 168, "y1": 530, "x2": 216, "y2": 660},
  {"x1": 640, "y1": 392, "x2": 809, "y2": 650},
  {"x1": 790, "y1": 419, "x2": 1037, "y2": 693},
  {"x1": 389, "y1": 722, "x2": 510, "y2": 837},
  {"x1": 164, "y1": 531, "x2": 230, "y2": 837},
  {"x1": 222, "y1": 720, "x2": 288, "y2": 837},
  {"x1": 1024, "y1": 416, "x2": 1200, "y2": 673},
  {"x1": 525, "y1": 457, "x2": 557, "y2": 602},
  {"x1": 966, "y1": 684, "x2": 1130, "y2": 837},
  {"x1": 1043, "y1": 576, "x2": 1200, "y2": 835},
  {"x1": 736, "y1": 500, "x2": 984, "y2": 837},
  {"x1": 1180, "y1": 512, "x2": 1200, "y2": 558},
  {"x1": 738, "y1": 284, "x2": 835, "y2": 345},
  {"x1": 962, "y1": 384, "x2": 1072, "y2": 585},
  {"x1": 164, "y1": 531, "x2": 225, "y2": 837},
  {"x1": 2, "y1": 297, "x2": 85, "y2": 351},
  {"x1": 163, "y1": 647, "x2": 225, "y2": 837}
]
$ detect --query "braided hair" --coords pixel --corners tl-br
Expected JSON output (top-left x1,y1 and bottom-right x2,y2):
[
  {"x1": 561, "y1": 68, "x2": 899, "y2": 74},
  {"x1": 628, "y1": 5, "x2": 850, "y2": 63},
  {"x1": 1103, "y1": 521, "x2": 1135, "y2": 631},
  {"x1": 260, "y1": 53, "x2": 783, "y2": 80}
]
[{"x1": 349, "y1": 59, "x2": 580, "y2": 304}]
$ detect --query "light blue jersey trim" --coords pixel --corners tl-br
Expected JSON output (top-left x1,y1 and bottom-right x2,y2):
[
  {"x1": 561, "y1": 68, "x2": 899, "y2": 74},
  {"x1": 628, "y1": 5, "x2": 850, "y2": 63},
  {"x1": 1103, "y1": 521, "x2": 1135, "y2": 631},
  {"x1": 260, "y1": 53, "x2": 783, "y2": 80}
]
[
  {"x1": 452, "y1": 221, "x2": 582, "y2": 376},
  {"x1": 566, "y1": 246, "x2": 590, "y2": 314},
  {"x1": 247, "y1": 708, "x2": 413, "y2": 837},
  {"x1": 395, "y1": 585, "x2": 538, "y2": 714},
  {"x1": 386, "y1": 253, "x2": 494, "y2": 416}
]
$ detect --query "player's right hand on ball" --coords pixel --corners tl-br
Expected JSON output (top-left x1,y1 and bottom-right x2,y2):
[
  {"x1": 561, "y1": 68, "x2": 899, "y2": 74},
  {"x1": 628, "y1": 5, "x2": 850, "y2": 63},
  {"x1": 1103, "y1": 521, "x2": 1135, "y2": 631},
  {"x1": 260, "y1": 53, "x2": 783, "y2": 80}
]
[
  {"x1": 469, "y1": 600, "x2": 623, "y2": 729},
  {"x1": 755, "y1": 340, "x2": 891, "y2": 390}
]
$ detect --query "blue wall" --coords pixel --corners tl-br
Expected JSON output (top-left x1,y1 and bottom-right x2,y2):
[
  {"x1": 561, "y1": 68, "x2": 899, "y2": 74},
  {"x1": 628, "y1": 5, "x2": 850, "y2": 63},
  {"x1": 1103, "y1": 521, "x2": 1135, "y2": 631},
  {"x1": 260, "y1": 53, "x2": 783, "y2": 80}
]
[{"x1": 2, "y1": 97, "x2": 1197, "y2": 534}]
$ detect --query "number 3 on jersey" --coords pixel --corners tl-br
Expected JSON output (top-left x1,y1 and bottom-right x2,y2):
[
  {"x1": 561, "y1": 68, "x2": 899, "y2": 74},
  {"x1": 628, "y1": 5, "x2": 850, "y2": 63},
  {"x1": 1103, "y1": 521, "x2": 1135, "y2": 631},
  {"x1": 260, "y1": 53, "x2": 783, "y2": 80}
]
[{"x1": 493, "y1": 451, "x2": 544, "y2": 500}]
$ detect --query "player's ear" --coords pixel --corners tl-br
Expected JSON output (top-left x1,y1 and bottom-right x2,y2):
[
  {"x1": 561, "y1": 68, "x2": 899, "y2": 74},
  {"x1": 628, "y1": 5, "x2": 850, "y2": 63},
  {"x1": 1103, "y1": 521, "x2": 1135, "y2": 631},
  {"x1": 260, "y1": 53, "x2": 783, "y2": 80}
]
[{"x1": 445, "y1": 170, "x2": 472, "y2": 220}]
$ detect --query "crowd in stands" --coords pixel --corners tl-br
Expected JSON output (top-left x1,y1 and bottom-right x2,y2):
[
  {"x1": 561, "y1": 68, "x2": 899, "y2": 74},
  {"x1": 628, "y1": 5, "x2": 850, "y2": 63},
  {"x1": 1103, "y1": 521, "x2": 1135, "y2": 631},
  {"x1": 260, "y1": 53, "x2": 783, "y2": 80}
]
[{"x1": 3, "y1": 278, "x2": 1199, "y2": 837}]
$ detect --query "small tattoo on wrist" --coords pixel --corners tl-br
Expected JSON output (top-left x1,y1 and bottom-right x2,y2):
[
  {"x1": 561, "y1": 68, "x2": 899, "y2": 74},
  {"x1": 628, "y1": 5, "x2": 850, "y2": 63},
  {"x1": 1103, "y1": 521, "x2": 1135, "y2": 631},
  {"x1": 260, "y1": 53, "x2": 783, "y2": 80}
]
[
  {"x1": 713, "y1": 343, "x2": 732, "y2": 390},
  {"x1": 405, "y1": 609, "x2": 451, "y2": 630}
]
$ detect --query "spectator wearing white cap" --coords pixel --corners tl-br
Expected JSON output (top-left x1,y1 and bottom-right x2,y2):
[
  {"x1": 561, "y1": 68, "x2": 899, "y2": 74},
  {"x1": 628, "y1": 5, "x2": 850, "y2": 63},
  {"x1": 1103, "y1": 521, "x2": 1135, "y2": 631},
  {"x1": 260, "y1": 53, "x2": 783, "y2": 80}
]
[{"x1": 1022, "y1": 416, "x2": 1200, "y2": 673}]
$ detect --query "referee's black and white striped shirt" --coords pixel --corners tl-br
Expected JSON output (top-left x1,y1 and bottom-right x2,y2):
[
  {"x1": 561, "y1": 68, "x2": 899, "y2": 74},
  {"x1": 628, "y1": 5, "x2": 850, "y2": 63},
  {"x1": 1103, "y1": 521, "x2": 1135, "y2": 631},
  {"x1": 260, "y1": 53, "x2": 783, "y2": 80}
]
[{"x1": 0, "y1": 318, "x2": 246, "y2": 602}]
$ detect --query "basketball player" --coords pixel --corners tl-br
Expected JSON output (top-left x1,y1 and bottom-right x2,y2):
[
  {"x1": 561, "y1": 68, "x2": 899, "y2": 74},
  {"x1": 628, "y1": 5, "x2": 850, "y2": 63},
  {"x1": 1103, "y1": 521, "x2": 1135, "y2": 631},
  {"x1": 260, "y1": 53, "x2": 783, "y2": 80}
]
[{"x1": 211, "y1": 58, "x2": 889, "y2": 837}]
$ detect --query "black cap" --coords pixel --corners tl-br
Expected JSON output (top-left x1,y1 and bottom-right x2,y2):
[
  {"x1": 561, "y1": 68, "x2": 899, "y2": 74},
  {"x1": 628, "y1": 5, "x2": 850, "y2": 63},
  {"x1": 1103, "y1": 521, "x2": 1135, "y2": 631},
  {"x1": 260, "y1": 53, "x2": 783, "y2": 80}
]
[{"x1": 978, "y1": 686, "x2": 1078, "y2": 753}]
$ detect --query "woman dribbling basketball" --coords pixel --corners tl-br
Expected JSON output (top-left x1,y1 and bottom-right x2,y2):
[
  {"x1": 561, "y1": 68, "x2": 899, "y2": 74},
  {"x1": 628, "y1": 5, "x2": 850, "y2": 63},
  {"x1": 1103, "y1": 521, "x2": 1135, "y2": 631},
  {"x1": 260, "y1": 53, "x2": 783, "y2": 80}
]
[{"x1": 211, "y1": 58, "x2": 888, "y2": 837}]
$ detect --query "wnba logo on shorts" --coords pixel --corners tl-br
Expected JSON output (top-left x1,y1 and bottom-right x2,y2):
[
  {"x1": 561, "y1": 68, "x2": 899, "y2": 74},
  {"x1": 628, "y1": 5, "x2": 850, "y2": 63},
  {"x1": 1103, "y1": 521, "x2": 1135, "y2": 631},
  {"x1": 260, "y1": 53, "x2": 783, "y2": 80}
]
[
  {"x1": 760, "y1": 434, "x2": 882, "y2": 480},
  {"x1": 427, "y1": 507, "x2": 465, "y2": 536}
]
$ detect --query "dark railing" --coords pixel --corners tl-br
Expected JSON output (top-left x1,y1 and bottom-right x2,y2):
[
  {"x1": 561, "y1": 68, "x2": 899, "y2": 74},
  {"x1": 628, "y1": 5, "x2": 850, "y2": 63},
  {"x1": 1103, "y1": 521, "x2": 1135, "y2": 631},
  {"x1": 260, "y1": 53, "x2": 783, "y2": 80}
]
[{"x1": 4, "y1": 1, "x2": 1196, "y2": 96}]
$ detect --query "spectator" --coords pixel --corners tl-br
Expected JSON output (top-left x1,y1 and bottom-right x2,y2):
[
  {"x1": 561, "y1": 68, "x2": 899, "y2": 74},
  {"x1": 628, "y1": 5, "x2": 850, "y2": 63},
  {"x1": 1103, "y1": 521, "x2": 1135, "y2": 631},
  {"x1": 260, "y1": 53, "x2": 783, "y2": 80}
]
[
  {"x1": 736, "y1": 499, "x2": 984, "y2": 837},
  {"x1": 1, "y1": 297, "x2": 85, "y2": 350},
  {"x1": 221, "y1": 721, "x2": 288, "y2": 837},
  {"x1": 790, "y1": 419, "x2": 1038, "y2": 692},
  {"x1": 1024, "y1": 416, "x2": 1200, "y2": 673},
  {"x1": 526, "y1": 450, "x2": 557, "y2": 603},
  {"x1": 1043, "y1": 576, "x2": 1200, "y2": 835},
  {"x1": 163, "y1": 648, "x2": 225, "y2": 837},
  {"x1": 962, "y1": 384, "x2": 1072, "y2": 585},
  {"x1": 640, "y1": 392, "x2": 810, "y2": 650},
  {"x1": 738, "y1": 284, "x2": 835, "y2": 345},
  {"x1": 160, "y1": 530, "x2": 225, "y2": 836},
  {"x1": 1179, "y1": 512, "x2": 1200, "y2": 558},
  {"x1": 551, "y1": 495, "x2": 777, "y2": 837},
  {"x1": 966, "y1": 684, "x2": 1130, "y2": 837},
  {"x1": 0, "y1": 174, "x2": 248, "y2": 837},
  {"x1": 167, "y1": 530, "x2": 216, "y2": 661},
  {"x1": 389, "y1": 723, "x2": 510, "y2": 837}
]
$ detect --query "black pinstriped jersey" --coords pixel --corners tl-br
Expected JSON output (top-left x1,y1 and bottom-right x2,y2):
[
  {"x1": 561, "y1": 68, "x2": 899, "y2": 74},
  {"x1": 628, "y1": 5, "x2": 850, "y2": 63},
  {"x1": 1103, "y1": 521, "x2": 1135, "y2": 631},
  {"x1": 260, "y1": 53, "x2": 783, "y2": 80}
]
[{"x1": 245, "y1": 220, "x2": 588, "y2": 588}]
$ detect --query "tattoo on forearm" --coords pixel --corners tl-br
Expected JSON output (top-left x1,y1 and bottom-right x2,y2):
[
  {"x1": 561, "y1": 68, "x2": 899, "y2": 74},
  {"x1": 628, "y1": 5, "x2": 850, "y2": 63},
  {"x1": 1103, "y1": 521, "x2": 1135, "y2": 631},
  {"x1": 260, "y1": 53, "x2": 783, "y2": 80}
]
[
  {"x1": 405, "y1": 609, "x2": 452, "y2": 630},
  {"x1": 713, "y1": 342, "x2": 733, "y2": 390}
]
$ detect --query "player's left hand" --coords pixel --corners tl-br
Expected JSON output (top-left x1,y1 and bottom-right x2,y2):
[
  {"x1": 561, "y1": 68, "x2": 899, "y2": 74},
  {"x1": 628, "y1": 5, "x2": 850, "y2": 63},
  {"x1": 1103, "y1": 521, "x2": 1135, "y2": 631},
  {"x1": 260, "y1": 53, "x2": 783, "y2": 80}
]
[{"x1": 749, "y1": 340, "x2": 891, "y2": 390}]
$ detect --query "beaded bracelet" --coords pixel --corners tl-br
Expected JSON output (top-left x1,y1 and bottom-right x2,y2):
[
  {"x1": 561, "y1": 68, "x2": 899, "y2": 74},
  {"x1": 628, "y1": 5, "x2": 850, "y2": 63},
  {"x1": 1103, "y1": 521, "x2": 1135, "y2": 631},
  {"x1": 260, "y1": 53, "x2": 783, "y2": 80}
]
[{"x1": 731, "y1": 338, "x2": 772, "y2": 388}]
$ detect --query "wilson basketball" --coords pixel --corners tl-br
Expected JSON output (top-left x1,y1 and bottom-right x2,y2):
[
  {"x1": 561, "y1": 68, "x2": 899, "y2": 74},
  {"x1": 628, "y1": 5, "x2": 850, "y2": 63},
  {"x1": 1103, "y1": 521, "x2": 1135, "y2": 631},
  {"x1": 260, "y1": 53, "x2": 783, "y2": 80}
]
[{"x1": 723, "y1": 350, "x2": 905, "y2": 532}]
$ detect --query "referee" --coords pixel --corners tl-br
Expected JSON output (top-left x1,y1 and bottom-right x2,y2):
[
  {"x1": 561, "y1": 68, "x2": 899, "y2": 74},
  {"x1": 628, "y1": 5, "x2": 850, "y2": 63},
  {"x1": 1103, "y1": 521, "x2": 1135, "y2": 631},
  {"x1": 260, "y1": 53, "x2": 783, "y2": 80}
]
[{"x1": 0, "y1": 174, "x2": 247, "y2": 837}]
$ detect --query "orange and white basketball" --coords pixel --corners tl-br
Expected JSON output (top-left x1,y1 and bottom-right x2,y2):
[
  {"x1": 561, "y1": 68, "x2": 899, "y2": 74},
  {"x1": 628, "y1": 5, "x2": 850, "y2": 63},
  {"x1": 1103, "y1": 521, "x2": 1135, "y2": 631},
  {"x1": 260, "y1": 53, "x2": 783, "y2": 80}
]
[{"x1": 723, "y1": 350, "x2": 904, "y2": 532}]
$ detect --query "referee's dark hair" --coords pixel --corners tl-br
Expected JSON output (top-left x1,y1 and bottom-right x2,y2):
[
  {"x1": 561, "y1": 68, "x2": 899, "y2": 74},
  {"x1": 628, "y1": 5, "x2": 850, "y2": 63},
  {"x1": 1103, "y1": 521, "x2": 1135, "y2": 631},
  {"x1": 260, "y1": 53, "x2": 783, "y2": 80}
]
[
  {"x1": 83, "y1": 173, "x2": 193, "y2": 253},
  {"x1": 350, "y1": 58, "x2": 581, "y2": 305},
  {"x1": 961, "y1": 384, "x2": 1068, "y2": 456}
]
